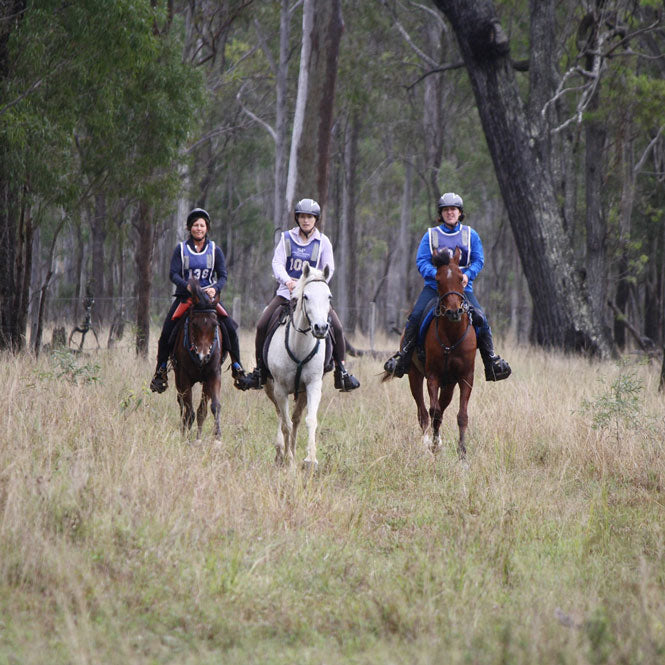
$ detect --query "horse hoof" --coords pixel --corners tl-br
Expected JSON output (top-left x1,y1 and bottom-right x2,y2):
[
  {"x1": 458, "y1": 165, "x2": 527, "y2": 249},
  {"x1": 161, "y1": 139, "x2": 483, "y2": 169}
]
[
  {"x1": 301, "y1": 459, "x2": 318, "y2": 474},
  {"x1": 213, "y1": 438, "x2": 223, "y2": 450}
]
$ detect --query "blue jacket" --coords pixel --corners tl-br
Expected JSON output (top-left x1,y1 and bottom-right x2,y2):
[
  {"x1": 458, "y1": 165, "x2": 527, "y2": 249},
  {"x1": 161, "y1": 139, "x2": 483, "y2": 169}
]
[
  {"x1": 415, "y1": 223, "x2": 484, "y2": 293},
  {"x1": 169, "y1": 236, "x2": 227, "y2": 298}
]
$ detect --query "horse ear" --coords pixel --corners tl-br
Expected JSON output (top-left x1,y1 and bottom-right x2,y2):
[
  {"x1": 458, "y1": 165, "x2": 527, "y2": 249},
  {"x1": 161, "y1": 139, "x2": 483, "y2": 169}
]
[
  {"x1": 303, "y1": 261, "x2": 310, "y2": 278},
  {"x1": 323, "y1": 264, "x2": 330, "y2": 280},
  {"x1": 453, "y1": 247, "x2": 462, "y2": 264}
]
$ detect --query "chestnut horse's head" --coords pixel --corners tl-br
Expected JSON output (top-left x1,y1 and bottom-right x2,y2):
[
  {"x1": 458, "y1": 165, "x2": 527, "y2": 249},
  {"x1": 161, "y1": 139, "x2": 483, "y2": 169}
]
[{"x1": 432, "y1": 248, "x2": 467, "y2": 322}]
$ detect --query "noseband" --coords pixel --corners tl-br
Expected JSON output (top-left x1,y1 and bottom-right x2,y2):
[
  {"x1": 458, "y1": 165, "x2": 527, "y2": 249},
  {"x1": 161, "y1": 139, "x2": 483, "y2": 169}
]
[
  {"x1": 184, "y1": 308, "x2": 219, "y2": 367},
  {"x1": 435, "y1": 290, "x2": 469, "y2": 322},
  {"x1": 290, "y1": 278, "x2": 329, "y2": 335}
]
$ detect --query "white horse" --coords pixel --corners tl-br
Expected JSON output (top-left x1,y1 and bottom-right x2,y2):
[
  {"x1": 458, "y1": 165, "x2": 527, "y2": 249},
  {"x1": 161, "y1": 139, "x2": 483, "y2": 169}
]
[{"x1": 264, "y1": 263, "x2": 331, "y2": 469}]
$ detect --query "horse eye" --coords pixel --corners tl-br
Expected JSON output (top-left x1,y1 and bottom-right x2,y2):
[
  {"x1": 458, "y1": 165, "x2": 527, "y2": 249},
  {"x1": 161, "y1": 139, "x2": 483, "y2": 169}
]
[{"x1": 303, "y1": 294, "x2": 309, "y2": 301}]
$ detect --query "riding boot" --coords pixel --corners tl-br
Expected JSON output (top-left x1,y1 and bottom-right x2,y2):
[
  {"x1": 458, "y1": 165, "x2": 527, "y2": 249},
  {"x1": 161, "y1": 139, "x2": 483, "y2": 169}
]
[
  {"x1": 231, "y1": 361, "x2": 248, "y2": 387},
  {"x1": 383, "y1": 321, "x2": 418, "y2": 378},
  {"x1": 476, "y1": 328, "x2": 511, "y2": 381},
  {"x1": 334, "y1": 362, "x2": 360, "y2": 392},
  {"x1": 235, "y1": 358, "x2": 266, "y2": 391},
  {"x1": 150, "y1": 361, "x2": 168, "y2": 393}
]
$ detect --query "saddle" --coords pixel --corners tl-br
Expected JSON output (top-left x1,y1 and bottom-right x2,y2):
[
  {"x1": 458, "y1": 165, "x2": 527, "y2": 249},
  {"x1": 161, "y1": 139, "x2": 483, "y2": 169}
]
[{"x1": 261, "y1": 302, "x2": 333, "y2": 380}]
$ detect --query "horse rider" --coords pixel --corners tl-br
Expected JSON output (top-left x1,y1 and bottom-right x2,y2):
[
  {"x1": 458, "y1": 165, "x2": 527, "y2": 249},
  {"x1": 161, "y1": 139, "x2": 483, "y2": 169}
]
[
  {"x1": 384, "y1": 192, "x2": 511, "y2": 382},
  {"x1": 150, "y1": 207, "x2": 248, "y2": 393},
  {"x1": 236, "y1": 198, "x2": 360, "y2": 392}
]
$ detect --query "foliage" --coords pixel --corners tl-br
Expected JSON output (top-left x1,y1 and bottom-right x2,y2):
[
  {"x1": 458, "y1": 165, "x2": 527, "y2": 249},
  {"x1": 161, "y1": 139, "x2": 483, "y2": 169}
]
[
  {"x1": 580, "y1": 361, "x2": 644, "y2": 441},
  {"x1": 35, "y1": 349, "x2": 101, "y2": 384}
]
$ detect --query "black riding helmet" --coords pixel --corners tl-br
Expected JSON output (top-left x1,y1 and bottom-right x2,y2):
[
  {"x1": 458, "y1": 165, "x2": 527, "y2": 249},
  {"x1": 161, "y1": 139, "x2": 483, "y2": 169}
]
[{"x1": 186, "y1": 207, "x2": 211, "y2": 232}]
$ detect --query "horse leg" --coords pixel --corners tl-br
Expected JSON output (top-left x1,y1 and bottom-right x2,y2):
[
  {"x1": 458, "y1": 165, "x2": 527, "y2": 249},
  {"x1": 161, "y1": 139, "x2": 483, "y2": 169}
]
[
  {"x1": 434, "y1": 383, "x2": 455, "y2": 453},
  {"x1": 204, "y1": 376, "x2": 222, "y2": 442},
  {"x1": 270, "y1": 381, "x2": 294, "y2": 466},
  {"x1": 456, "y1": 376, "x2": 473, "y2": 459},
  {"x1": 196, "y1": 390, "x2": 209, "y2": 442},
  {"x1": 302, "y1": 379, "x2": 323, "y2": 471},
  {"x1": 265, "y1": 380, "x2": 288, "y2": 465},
  {"x1": 408, "y1": 367, "x2": 429, "y2": 443},
  {"x1": 291, "y1": 391, "x2": 307, "y2": 464},
  {"x1": 426, "y1": 376, "x2": 443, "y2": 453},
  {"x1": 177, "y1": 386, "x2": 195, "y2": 435}
]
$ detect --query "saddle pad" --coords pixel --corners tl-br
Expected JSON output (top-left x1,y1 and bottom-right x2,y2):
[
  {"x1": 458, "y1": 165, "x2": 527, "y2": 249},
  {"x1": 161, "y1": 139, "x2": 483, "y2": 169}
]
[{"x1": 417, "y1": 297, "x2": 439, "y2": 346}]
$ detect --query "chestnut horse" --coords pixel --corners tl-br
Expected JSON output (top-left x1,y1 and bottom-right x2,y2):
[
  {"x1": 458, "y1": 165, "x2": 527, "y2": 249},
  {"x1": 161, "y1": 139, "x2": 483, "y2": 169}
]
[
  {"x1": 399, "y1": 248, "x2": 477, "y2": 457},
  {"x1": 171, "y1": 278, "x2": 226, "y2": 442}
]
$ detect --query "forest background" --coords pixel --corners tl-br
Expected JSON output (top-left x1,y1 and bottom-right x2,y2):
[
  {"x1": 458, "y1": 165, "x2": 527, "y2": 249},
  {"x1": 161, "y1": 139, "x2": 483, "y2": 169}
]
[{"x1": 1, "y1": 0, "x2": 664, "y2": 360}]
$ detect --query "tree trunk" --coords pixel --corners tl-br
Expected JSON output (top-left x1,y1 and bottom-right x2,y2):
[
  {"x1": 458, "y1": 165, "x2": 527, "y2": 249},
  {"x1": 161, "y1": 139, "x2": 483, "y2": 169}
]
[
  {"x1": 386, "y1": 160, "x2": 413, "y2": 331},
  {"x1": 337, "y1": 113, "x2": 360, "y2": 332},
  {"x1": 273, "y1": 0, "x2": 290, "y2": 239},
  {"x1": 90, "y1": 192, "x2": 107, "y2": 323},
  {"x1": 135, "y1": 202, "x2": 156, "y2": 358},
  {"x1": 285, "y1": 0, "x2": 343, "y2": 229},
  {"x1": 432, "y1": 0, "x2": 612, "y2": 357}
]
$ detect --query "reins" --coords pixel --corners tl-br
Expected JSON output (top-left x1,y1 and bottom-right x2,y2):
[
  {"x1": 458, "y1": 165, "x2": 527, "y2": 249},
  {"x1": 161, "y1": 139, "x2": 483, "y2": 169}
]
[
  {"x1": 283, "y1": 277, "x2": 329, "y2": 394},
  {"x1": 433, "y1": 292, "x2": 472, "y2": 377}
]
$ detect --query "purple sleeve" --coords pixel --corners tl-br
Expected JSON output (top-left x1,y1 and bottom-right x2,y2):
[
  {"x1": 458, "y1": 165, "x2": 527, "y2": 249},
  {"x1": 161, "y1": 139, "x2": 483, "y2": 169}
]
[
  {"x1": 319, "y1": 235, "x2": 335, "y2": 281},
  {"x1": 211, "y1": 244, "x2": 228, "y2": 293},
  {"x1": 169, "y1": 244, "x2": 188, "y2": 291},
  {"x1": 272, "y1": 234, "x2": 290, "y2": 285}
]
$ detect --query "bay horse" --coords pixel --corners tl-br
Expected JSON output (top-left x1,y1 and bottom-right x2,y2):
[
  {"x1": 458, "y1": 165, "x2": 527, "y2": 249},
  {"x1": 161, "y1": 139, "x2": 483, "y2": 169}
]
[
  {"x1": 263, "y1": 263, "x2": 331, "y2": 470},
  {"x1": 171, "y1": 278, "x2": 226, "y2": 442},
  {"x1": 387, "y1": 248, "x2": 476, "y2": 457}
]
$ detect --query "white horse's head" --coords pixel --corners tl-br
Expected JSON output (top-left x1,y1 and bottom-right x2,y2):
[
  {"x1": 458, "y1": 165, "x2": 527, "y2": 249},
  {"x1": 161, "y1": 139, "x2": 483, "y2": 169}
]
[{"x1": 293, "y1": 263, "x2": 332, "y2": 339}]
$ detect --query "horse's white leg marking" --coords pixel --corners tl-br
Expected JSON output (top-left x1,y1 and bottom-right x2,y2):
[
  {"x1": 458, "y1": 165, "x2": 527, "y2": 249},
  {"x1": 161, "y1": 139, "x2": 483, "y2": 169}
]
[{"x1": 302, "y1": 378, "x2": 323, "y2": 469}]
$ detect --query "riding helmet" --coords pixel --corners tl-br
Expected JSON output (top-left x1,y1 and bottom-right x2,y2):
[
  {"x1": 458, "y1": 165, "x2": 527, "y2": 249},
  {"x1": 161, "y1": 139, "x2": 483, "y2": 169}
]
[
  {"x1": 437, "y1": 192, "x2": 464, "y2": 220},
  {"x1": 294, "y1": 198, "x2": 321, "y2": 221},
  {"x1": 186, "y1": 207, "x2": 211, "y2": 230}
]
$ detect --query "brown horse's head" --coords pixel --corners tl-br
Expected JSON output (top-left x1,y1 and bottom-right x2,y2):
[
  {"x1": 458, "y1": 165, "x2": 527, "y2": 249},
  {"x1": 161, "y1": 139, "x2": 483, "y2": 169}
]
[
  {"x1": 183, "y1": 278, "x2": 220, "y2": 367},
  {"x1": 432, "y1": 248, "x2": 467, "y2": 322}
]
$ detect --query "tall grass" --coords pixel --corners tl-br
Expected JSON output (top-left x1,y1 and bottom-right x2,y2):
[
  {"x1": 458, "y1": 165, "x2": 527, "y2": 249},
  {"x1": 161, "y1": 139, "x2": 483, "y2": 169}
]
[{"x1": 1, "y1": 334, "x2": 664, "y2": 664}]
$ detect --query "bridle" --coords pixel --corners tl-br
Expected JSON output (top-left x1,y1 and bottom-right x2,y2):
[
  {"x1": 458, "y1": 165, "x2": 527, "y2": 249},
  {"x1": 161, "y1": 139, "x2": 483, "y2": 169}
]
[
  {"x1": 184, "y1": 307, "x2": 219, "y2": 367},
  {"x1": 288, "y1": 278, "x2": 329, "y2": 334},
  {"x1": 284, "y1": 277, "x2": 330, "y2": 394},
  {"x1": 434, "y1": 290, "x2": 472, "y2": 356}
]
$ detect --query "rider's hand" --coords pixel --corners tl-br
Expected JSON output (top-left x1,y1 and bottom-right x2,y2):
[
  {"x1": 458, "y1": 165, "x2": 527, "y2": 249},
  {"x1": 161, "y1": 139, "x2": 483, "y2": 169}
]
[
  {"x1": 286, "y1": 279, "x2": 297, "y2": 292},
  {"x1": 204, "y1": 287, "x2": 217, "y2": 299},
  {"x1": 461, "y1": 274, "x2": 469, "y2": 288}
]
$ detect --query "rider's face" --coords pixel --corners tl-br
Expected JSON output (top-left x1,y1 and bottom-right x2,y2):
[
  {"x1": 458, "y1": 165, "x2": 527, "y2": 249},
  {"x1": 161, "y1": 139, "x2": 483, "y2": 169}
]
[
  {"x1": 440, "y1": 206, "x2": 461, "y2": 228},
  {"x1": 189, "y1": 218, "x2": 208, "y2": 240},
  {"x1": 297, "y1": 213, "x2": 317, "y2": 235}
]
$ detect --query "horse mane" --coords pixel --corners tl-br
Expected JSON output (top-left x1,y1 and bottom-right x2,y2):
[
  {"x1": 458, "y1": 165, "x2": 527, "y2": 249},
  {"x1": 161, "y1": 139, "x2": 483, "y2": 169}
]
[
  {"x1": 292, "y1": 263, "x2": 328, "y2": 300},
  {"x1": 188, "y1": 278, "x2": 215, "y2": 308},
  {"x1": 431, "y1": 249, "x2": 452, "y2": 268}
]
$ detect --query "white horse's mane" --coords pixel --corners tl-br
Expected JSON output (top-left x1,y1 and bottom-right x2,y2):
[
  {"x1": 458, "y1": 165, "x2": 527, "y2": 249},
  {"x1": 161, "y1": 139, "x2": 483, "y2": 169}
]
[{"x1": 292, "y1": 264, "x2": 328, "y2": 300}]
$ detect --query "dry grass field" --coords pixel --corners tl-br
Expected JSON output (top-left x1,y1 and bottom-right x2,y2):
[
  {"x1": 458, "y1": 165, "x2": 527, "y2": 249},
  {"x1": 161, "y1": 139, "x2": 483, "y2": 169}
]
[{"x1": 1, "y1": 332, "x2": 664, "y2": 664}]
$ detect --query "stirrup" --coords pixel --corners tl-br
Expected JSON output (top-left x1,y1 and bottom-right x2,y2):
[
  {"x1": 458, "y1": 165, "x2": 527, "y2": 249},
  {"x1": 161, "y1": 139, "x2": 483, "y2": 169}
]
[
  {"x1": 335, "y1": 369, "x2": 360, "y2": 392},
  {"x1": 235, "y1": 368, "x2": 263, "y2": 391},
  {"x1": 150, "y1": 367, "x2": 168, "y2": 393},
  {"x1": 485, "y1": 356, "x2": 511, "y2": 382},
  {"x1": 383, "y1": 353, "x2": 408, "y2": 378}
]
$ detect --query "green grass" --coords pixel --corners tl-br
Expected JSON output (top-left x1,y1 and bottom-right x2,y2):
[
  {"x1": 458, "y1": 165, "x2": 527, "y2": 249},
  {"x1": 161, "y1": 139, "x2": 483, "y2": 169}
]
[{"x1": 1, "y1": 335, "x2": 664, "y2": 664}]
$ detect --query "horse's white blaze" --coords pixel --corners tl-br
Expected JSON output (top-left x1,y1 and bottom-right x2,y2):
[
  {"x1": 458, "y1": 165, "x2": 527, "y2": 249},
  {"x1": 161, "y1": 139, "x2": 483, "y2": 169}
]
[{"x1": 264, "y1": 266, "x2": 331, "y2": 468}]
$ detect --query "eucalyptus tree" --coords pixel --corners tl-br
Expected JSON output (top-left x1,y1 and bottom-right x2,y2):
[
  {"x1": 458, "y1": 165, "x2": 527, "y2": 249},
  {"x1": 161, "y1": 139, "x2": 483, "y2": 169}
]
[{"x1": 0, "y1": 0, "x2": 204, "y2": 353}]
